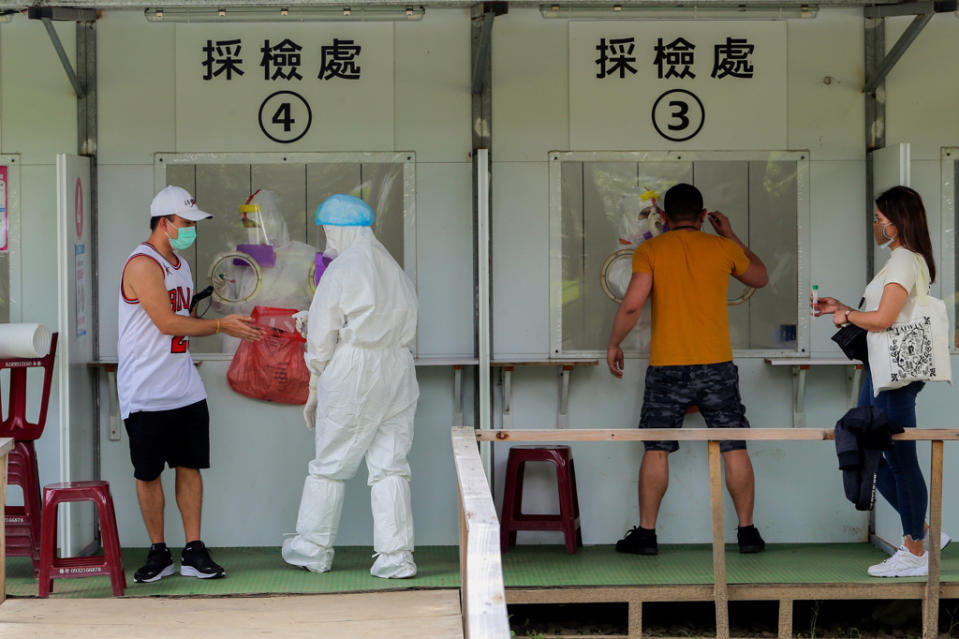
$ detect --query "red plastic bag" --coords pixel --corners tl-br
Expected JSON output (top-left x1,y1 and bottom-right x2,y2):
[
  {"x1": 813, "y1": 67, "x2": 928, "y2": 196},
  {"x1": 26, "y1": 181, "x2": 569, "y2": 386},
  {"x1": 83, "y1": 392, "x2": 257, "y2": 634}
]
[{"x1": 227, "y1": 306, "x2": 310, "y2": 405}]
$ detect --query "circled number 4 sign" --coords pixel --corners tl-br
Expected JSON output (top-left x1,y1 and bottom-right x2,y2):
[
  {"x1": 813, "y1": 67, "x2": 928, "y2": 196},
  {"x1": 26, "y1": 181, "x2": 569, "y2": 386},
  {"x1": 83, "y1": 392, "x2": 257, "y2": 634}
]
[
  {"x1": 259, "y1": 91, "x2": 313, "y2": 144},
  {"x1": 651, "y1": 89, "x2": 705, "y2": 142}
]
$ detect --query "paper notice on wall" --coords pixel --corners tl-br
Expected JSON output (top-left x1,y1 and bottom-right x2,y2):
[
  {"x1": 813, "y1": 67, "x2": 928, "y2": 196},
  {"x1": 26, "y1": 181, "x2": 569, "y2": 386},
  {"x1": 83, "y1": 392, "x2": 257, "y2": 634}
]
[
  {"x1": 0, "y1": 166, "x2": 8, "y2": 252},
  {"x1": 75, "y1": 243, "x2": 87, "y2": 338}
]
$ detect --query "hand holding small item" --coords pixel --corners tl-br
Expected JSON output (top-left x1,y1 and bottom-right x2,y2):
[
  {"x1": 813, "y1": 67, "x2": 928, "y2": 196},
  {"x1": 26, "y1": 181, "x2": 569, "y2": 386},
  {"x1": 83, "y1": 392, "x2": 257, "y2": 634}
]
[
  {"x1": 707, "y1": 210, "x2": 734, "y2": 238},
  {"x1": 812, "y1": 293, "x2": 851, "y2": 317},
  {"x1": 219, "y1": 314, "x2": 263, "y2": 341}
]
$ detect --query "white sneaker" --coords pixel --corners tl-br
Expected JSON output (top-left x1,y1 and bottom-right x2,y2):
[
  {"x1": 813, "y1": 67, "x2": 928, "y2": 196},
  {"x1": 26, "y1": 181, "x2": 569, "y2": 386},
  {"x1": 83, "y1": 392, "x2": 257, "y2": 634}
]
[{"x1": 867, "y1": 546, "x2": 928, "y2": 577}]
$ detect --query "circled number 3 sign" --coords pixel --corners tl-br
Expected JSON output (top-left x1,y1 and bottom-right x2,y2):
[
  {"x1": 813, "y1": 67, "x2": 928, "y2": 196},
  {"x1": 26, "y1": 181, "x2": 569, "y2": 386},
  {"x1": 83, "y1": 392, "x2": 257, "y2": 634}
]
[
  {"x1": 651, "y1": 89, "x2": 705, "y2": 142},
  {"x1": 259, "y1": 91, "x2": 312, "y2": 144}
]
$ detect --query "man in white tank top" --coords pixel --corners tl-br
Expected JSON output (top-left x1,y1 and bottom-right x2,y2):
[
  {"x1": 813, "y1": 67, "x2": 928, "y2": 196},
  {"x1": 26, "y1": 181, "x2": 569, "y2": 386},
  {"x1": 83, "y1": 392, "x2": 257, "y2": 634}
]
[{"x1": 118, "y1": 186, "x2": 262, "y2": 584}]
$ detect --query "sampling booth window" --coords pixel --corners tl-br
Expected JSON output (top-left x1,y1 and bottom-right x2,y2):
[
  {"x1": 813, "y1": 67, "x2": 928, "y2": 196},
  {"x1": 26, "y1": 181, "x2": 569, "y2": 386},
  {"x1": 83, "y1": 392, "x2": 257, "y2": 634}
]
[
  {"x1": 155, "y1": 152, "x2": 415, "y2": 355},
  {"x1": 549, "y1": 151, "x2": 810, "y2": 358}
]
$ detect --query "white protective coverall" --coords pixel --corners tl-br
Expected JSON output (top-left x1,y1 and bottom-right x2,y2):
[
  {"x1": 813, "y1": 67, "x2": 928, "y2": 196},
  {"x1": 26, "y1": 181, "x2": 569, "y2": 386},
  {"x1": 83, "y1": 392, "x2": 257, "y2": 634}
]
[{"x1": 281, "y1": 225, "x2": 420, "y2": 578}]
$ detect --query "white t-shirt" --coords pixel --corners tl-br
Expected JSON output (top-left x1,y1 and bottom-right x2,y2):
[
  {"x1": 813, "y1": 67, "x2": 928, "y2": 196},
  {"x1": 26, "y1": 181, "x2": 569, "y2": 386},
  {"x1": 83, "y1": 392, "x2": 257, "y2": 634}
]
[{"x1": 862, "y1": 247, "x2": 930, "y2": 321}]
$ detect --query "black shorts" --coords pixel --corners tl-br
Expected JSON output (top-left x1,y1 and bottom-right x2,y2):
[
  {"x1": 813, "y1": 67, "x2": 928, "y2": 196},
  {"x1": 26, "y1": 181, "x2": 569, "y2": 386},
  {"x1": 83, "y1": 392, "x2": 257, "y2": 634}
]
[
  {"x1": 639, "y1": 361, "x2": 749, "y2": 453},
  {"x1": 124, "y1": 400, "x2": 210, "y2": 481}
]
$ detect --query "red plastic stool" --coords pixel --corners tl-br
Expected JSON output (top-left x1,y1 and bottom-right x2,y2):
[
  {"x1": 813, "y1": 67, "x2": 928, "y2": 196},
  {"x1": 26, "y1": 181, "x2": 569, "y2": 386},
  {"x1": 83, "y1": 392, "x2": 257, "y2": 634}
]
[
  {"x1": 0, "y1": 332, "x2": 59, "y2": 441},
  {"x1": 6, "y1": 440, "x2": 42, "y2": 576},
  {"x1": 38, "y1": 481, "x2": 126, "y2": 597},
  {"x1": 1, "y1": 332, "x2": 58, "y2": 579},
  {"x1": 500, "y1": 445, "x2": 582, "y2": 554}
]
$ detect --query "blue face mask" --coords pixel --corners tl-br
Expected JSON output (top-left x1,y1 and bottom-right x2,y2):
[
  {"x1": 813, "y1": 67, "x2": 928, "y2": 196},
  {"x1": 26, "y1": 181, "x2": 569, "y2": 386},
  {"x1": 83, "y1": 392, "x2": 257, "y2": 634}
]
[{"x1": 168, "y1": 225, "x2": 197, "y2": 250}]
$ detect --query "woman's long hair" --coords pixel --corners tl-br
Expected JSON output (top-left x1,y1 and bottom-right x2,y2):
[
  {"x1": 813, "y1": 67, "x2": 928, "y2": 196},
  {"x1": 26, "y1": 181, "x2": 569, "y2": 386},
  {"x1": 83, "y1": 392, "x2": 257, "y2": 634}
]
[{"x1": 875, "y1": 185, "x2": 936, "y2": 284}]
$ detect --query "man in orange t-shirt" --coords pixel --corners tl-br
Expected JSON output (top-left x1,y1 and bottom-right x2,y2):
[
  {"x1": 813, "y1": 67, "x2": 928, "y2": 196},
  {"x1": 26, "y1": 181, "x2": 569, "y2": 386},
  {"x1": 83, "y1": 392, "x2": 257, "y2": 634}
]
[{"x1": 606, "y1": 183, "x2": 769, "y2": 556}]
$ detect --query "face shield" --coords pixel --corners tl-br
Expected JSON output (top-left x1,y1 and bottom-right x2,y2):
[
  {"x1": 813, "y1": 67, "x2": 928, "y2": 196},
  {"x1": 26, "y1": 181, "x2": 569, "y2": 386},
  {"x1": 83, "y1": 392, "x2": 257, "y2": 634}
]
[{"x1": 240, "y1": 189, "x2": 291, "y2": 247}]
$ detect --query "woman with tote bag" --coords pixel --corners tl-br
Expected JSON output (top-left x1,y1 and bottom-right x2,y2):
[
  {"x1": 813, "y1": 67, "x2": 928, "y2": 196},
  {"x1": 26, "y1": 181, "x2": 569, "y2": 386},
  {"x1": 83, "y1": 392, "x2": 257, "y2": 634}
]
[{"x1": 814, "y1": 186, "x2": 949, "y2": 577}]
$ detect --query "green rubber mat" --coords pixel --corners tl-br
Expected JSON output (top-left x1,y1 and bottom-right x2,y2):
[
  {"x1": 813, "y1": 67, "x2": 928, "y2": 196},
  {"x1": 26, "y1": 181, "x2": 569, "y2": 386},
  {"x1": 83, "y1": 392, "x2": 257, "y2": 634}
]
[
  {"x1": 7, "y1": 543, "x2": 957, "y2": 598},
  {"x1": 5, "y1": 546, "x2": 460, "y2": 599},
  {"x1": 501, "y1": 543, "x2": 959, "y2": 587}
]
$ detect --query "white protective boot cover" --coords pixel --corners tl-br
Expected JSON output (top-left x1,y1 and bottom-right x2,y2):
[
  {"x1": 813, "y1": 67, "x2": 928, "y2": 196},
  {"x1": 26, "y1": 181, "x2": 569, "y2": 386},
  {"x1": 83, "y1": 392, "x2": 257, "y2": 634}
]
[
  {"x1": 370, "y1": 474, "x2": 414, "y2": 553},
  {"x1": 281, "y1": 475, "x2": 345, "y2": 572},
  {"x1": 371, "y1": 550, "x2": 417, "y2": 579},
  {"x1": 369, "y1": 472, "x2": 416, "y2": 578}
]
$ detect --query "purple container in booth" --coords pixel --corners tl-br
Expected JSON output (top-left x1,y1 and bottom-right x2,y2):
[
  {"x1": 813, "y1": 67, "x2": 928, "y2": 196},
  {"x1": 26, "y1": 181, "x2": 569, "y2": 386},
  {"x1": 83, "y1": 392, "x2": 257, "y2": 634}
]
[
  {"x1": 315, "y1": 252, "x2": 333, "y2": 286},
  {"x1": 236, "y1": 244, "x2": 276, "y2": 268}
]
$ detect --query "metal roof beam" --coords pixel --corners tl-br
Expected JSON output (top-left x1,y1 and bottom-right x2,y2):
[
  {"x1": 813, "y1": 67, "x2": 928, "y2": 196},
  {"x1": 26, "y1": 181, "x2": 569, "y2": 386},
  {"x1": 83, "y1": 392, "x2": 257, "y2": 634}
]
[
  {"x1": 865, "y1": 0, "x2": 956, "y2": 17},
  {"x1": 471, "y1": 11, "x2": 493, "y2": 96},
  {"x1": 26, "y1": 6, "x2": 98, "y2": 20},
  {"x1": 38, "y1": 16, "x2": 84, "y2": 97},
  {"x1": 863, "y1": 9, "x2": 935, "y2": 95},
  {"x1": 0, "y1": 0, "x2": 913, "y2": 8},
  {"x1": 26, "y1": 8, "x2": 98, "y2": 98}
]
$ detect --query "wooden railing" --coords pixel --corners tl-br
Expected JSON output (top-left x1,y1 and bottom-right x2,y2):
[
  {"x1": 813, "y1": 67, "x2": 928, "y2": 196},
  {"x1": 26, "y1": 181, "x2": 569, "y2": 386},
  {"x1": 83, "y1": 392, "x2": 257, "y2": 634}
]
[
  {"x1": 451, "y1": 427, "x2": 510, "y2": 639},
  {"x1": 471, "y1": 427, "x2": 958, "y2": 639}
]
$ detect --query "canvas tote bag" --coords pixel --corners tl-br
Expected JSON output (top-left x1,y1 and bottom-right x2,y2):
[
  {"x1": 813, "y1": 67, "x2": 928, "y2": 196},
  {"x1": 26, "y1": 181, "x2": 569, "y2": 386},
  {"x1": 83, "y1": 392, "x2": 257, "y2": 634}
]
[{"x1": 866, "y1": 253, "x2": 952, "y2": 395}]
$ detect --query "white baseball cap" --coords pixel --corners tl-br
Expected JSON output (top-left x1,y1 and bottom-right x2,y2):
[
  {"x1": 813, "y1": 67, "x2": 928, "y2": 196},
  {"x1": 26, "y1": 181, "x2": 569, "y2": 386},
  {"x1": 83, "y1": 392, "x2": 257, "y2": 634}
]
[{"x1": 150, "y1": 185, "x2": 212, "y2": 221}]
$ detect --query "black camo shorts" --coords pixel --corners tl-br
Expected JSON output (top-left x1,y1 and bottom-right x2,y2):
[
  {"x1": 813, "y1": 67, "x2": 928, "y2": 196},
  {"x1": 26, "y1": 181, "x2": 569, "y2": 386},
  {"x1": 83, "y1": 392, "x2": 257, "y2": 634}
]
[{"x1": 639, "y1": 361, "x2": 749, "y2": 453}]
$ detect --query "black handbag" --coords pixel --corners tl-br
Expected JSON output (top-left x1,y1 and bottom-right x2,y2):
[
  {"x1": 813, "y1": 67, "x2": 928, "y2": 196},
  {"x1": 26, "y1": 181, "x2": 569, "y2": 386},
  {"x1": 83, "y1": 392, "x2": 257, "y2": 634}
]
[{"x1": 831, "y1": 323, "x2": 868, "y2": 363}]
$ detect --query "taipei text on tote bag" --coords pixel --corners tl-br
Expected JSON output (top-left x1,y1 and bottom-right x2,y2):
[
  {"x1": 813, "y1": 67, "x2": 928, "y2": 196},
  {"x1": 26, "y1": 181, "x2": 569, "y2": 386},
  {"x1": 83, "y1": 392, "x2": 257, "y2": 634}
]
[{"x1": 866, "y1": 253, "x2": 952, "y2": 395}]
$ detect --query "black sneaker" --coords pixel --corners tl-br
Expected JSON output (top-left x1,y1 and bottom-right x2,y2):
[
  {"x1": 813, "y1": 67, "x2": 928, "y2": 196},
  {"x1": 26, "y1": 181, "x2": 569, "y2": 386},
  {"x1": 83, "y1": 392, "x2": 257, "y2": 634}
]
[
  {"x1": 737, "y1": 525, "x2": 766, "y2": 554},
  {"x1": 180, "y1": 540, "x2": 226, "y2": 579},
  {"x1": 615, "y1": 526, "x2": 658, "y2": 555},
  {"x1": 134, "y1": 543, "x2": 175, "y2": 583}
]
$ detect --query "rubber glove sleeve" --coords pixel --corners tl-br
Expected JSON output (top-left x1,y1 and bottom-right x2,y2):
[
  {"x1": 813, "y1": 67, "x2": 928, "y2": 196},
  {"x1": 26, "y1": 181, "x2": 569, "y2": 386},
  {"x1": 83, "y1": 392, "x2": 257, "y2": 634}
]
[
  {"x1": 293, "y1": 310, "x2": 309, "y2": 339},
  {"x1": 303, "y1": 382, "x2": 318, "y2": 431}
]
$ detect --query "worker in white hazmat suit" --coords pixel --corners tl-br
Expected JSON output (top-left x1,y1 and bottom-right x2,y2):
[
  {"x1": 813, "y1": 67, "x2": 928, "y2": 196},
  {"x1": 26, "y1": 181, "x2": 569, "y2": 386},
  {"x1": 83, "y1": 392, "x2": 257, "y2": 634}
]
[{"x1": 281, "y1": 194, "x2": 420, "y2": 579}]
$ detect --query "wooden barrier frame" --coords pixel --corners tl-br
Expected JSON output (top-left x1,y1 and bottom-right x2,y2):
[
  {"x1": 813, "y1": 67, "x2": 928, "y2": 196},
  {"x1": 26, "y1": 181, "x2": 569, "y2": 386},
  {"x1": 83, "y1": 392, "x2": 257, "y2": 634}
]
[
  {"x1": 470, "y1": 427, "x2": 957, "y2": 639},
  {"x1": 452, "y1": 427, "x2": 511, "y2": 638}
]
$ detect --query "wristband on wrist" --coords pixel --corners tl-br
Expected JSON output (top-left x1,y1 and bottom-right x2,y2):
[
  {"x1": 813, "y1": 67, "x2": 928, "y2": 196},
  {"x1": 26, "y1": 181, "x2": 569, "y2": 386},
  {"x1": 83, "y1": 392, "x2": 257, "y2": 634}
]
[
  {"x1": 216, "y1": 319, "x2": 220, "y2": 334},
  {"x1": 844, "y1": 310, "x2": 852, "y2": 323}
]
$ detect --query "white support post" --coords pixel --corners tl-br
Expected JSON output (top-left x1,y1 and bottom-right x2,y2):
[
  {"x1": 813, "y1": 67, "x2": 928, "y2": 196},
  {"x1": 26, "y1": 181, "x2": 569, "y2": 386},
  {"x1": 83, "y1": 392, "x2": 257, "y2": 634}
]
[
  {"x1": 107, "y1": 368, "x2": 121, "y2": 441},
  {"x1": 453, "y1": 365, "x2": 464, "y2": 426},
  {"x1": 476, "y1": 149, "x2": 492, "y2": 481},
  {"x1": 501, "y1": 367, "x2": 513, "y2": 429},
  {"x1": 848, "y1": 365, "x2": 863, "y2": 409},
  {"x1": 791, "y1": 365, "x2": 808, "y2": 427},
  {"x1": 557, "y1": 366, "x2": 572, "y2": 428}
]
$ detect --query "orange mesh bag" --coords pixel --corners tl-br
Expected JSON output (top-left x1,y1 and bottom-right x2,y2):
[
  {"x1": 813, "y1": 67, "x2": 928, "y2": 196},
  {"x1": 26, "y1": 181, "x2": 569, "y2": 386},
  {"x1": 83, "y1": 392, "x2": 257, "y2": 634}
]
[{"x1": 227, "y1": 306, "x2": 310, "y2": 404}]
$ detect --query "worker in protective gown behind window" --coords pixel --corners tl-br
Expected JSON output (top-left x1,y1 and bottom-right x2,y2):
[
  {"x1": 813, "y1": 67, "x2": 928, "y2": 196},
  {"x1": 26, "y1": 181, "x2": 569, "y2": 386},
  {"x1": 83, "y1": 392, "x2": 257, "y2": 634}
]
[{"x1": 281, "y1": 194, "x2": 420, "y2": 579}]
